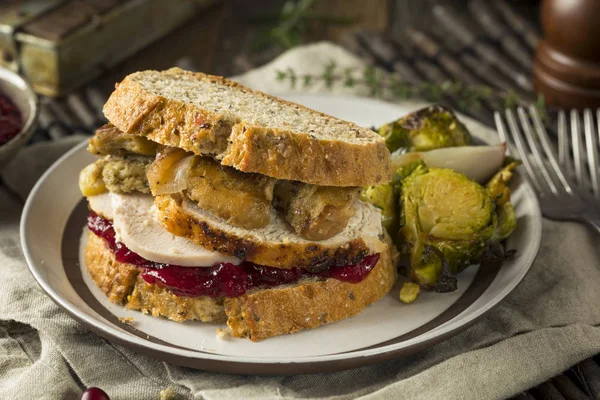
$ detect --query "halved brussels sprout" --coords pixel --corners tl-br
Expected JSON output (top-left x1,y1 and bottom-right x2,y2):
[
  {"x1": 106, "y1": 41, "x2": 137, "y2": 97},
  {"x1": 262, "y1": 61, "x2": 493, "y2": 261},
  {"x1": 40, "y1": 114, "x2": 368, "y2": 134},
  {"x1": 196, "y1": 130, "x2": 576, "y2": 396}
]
[
  {"x1": 378, "y1": 105, "x2": 472, "y2": 153},
  {"x1": 396, "y1": 161, "x2": 517, "y2": 292}
]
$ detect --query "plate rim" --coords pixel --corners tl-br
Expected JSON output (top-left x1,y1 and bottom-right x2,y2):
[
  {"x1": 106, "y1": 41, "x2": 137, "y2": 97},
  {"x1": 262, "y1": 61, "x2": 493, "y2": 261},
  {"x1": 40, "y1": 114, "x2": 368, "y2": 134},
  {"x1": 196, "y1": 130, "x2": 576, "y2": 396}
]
[{"x1": 20, "y1": 94, "x2": 543, "y2": 372}]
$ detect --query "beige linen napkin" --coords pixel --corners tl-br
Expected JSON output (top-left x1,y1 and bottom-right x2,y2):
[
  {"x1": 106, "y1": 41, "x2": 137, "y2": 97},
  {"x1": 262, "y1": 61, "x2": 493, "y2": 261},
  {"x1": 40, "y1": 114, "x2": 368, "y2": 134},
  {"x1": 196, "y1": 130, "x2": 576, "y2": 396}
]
[{"x1": 1, "y1": 42, "x2": 599, "y2": 400}]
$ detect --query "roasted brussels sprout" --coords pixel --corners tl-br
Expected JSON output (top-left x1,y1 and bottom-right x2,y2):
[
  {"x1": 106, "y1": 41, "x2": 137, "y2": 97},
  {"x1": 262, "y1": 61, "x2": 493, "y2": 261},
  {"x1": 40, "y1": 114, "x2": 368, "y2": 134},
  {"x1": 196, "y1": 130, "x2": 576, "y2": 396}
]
[
  {"x1": 361, "y1": 183, "x2": 397, "y2": 237},
  {"x1": 493, "y1": 202, "x2": 517, "y2": 241},
  {"x1": 396, "y1": 162, "x2": 517, "y2": 292},
  {"x1": 378, "y1": 105, "x2": 472, "y2": 153},
  {"x1": 486, "y1": 160, "x2": 520, "y2": 206},
  {"x1": 486, "y1": 161, "x2": 519, "y2": 241}
]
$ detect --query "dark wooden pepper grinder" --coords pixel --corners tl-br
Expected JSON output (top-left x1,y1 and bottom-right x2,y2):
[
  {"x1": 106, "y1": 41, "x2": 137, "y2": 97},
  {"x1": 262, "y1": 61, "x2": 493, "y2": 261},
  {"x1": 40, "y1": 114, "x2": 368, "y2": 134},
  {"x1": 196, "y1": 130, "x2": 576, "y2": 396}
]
[{"x1": 533, "y1": 0, "x2": 600, "y2": 109}]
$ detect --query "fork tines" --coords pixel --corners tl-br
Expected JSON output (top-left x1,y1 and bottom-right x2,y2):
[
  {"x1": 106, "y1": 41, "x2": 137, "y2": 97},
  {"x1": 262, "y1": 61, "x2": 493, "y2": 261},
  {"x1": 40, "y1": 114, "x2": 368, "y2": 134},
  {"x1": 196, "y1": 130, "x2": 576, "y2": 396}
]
[
  {"x1": 496, "y1": 106, "x2": 600, "y2": 231},
  {"x1": 557, "y1": 109, "x2": 600, "y2": 197},
  {"x1": 494, "y1": 106, "x2": 574, "y2": 197}
]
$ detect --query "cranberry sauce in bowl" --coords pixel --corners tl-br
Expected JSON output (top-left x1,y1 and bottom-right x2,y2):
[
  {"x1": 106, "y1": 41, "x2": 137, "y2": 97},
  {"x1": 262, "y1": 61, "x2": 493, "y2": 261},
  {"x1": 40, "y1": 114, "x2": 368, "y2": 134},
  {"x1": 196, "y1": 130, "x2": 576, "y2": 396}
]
[
  {"x1": 0, "y1": 67, "x2": 38, "y2": 171},
  {"x1": 87, "y1": 212, "x2": 380, "y2": 298},
  {"x1": 0, "y1": 93, "x2": 23, "y2": 146}
]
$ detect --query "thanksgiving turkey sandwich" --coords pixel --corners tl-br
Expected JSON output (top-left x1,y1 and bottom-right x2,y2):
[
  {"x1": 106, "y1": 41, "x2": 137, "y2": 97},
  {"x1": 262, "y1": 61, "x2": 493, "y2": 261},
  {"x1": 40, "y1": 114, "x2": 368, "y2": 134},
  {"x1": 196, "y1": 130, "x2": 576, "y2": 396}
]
[{"x1": 79, "y1": 68, "x2": 395, "y2": 341}]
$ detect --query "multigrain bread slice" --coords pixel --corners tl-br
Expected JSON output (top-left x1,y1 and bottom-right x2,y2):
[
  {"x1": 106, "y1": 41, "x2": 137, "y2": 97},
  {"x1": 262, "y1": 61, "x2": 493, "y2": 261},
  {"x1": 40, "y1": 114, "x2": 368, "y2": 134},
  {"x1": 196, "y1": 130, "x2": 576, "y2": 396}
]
[
  {"x1": 85, "y1": 228, "x2": 397, "y2": 341},
  {"x1": 103, "y1": 68, "x2": 390, "y2": 186},
  {"x1": 155, "y1": 193, "x2": 387, "y2": 270},
  {"x1": 85, "y1": 232, "x2": 226, "y2": 322},
  {"x1": 226, "y1": 243, "x2": 396, "y2": 341}
]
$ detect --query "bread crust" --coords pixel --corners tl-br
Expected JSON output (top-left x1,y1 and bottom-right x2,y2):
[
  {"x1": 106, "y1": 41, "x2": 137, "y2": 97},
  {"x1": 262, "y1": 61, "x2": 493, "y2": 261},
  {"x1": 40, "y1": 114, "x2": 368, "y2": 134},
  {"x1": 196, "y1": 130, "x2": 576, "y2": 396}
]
[
  {"x1": 84, "y1": 232, "x2": 139, "y2": 304},
  {"x1": 103, "y1": 77, "x2": 232, "y2": 155},
  {"x1": 84, "y1": 233, "x2": 226, "y2": 323},
  {"x1": 103, "y1": 68, "x2": 390, "y2": 186},
  {"x1": 225, "y1": 243, "x2": 396, "y2": 341},
  {"x1": 155, "y1": 194, "x2": 382, "y2": 270},
  {"x1": 84, "y1": 229, "x2": 396, "y2": 341},
  {"x1": 220, "y1": 124, "x2": 388, "y2": 186}
]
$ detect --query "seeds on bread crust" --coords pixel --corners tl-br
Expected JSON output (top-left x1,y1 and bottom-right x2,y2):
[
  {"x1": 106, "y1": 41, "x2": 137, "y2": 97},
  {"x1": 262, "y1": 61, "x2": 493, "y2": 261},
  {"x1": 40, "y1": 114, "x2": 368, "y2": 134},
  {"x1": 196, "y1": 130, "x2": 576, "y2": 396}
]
[
  {"x1": 225, "y1": 241, "x2": 395, "y2": 341},
  {"x1": 221, "y1": 124, "x2": 389, "y2": 186}
]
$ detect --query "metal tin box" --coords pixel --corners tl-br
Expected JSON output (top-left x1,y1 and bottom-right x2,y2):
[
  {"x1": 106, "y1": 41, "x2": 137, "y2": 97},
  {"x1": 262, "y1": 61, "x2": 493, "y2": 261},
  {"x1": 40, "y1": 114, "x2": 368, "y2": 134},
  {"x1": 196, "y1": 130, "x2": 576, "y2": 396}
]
[{"x1": 0, "y1": 0, "x2": 217, "y2": 97}]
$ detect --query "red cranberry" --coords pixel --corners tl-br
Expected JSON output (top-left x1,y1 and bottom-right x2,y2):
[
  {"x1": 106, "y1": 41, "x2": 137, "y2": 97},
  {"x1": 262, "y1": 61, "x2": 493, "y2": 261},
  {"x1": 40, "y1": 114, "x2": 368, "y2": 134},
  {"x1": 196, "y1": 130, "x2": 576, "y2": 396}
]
[
  {"x1": 87, "y1": 212, "x2": 115, "y2": 246},
  {"x1": 0, "y1": 93, "x2": 22, "y2": 146},
  {"x1": 326, "y1": 254, "x2": 380, "y2": 283},
  {"x1": 79, "y1": 387, "x2": 110, "y2": 400},
  {"x1": 142, "y1": 263, "x2": 248, "y2": 297},
  {"x1": 113, "y1": 241, "x2": 146, "y2": 265},
  {"x1": 245, "y1": 263, "x2": 303, "y2": 287},
  {"x1": 87, "y1": 212, "x2": 145, "y2": 265}
]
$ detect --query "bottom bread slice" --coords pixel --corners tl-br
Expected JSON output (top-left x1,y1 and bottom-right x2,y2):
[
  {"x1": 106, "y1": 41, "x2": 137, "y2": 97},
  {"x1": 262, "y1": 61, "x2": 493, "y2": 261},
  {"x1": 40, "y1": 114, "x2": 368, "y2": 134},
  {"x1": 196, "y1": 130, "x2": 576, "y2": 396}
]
[
  {"x1": 84, "y1": 231, "x2": 396, "y2": 341},
  {"x1": 84, "y1": 233, "x2": 226, "y2": 322}
]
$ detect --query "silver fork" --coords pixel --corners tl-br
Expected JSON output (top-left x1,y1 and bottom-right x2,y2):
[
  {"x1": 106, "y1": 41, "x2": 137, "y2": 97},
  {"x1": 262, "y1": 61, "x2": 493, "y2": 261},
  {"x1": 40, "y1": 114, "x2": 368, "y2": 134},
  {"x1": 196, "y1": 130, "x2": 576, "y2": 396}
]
[
  {"x1": 557, "y1": 109, "x2": 600, "y2": 199},
  {"x1": 494, "y1": 106, "x2": 600, "y2": 233}
]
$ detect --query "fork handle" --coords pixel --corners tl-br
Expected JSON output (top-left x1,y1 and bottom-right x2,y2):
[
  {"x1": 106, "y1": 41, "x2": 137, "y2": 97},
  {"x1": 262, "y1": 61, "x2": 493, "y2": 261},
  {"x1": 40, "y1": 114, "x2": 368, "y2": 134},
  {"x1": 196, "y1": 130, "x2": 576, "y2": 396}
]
[{"x1": 585, "y1": 214, "x2": 600, "y2": 234}]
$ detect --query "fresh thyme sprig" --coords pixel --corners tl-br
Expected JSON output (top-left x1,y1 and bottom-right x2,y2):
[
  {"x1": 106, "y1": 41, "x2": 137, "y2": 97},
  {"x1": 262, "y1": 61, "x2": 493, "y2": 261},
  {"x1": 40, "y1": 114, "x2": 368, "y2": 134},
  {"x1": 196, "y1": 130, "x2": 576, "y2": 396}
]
[{"x1": 276, "y1": 61, "x2": 546, "y2": 116}]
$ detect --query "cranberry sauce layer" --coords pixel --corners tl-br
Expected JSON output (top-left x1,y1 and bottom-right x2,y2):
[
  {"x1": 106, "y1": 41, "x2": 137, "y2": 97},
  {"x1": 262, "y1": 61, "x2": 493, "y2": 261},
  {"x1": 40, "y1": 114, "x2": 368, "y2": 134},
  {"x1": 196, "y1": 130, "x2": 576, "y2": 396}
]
[
  {"x1": 0, "y1": 93, "x2": 23, "y2": 146},
  {"x1": 87, "y1": 212, "x2": 379, "y2": 298}
]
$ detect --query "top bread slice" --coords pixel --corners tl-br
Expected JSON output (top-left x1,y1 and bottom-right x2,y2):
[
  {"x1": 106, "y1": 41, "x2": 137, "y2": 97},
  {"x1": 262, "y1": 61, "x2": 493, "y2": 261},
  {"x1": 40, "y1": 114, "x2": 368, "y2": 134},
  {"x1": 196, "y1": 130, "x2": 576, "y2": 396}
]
[{"x1": 103, "y1": 68, "x2": 390, "y2": 187}]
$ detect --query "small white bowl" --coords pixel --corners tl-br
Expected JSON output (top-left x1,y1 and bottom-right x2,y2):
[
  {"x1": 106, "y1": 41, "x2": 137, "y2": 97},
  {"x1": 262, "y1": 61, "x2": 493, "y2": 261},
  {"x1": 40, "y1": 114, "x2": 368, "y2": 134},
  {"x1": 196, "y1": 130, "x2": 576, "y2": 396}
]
[{"x1": 0, "y1": 67, "x2": 38, "y2": 171}]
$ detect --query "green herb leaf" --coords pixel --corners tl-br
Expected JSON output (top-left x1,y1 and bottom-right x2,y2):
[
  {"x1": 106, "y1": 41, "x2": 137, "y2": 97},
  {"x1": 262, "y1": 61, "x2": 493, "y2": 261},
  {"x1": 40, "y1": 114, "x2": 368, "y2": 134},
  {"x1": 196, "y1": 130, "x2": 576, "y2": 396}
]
[{"x1": 273, "y1": 62, "x2": 546, "y2": 118}]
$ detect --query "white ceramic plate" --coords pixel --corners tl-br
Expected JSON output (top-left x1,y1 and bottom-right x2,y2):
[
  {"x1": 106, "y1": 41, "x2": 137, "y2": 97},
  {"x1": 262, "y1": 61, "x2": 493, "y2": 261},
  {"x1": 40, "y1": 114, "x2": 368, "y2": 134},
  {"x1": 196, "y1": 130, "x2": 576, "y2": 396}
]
[{"x1": 21, "y1": 94, "x2": 542, "y2": 374}]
